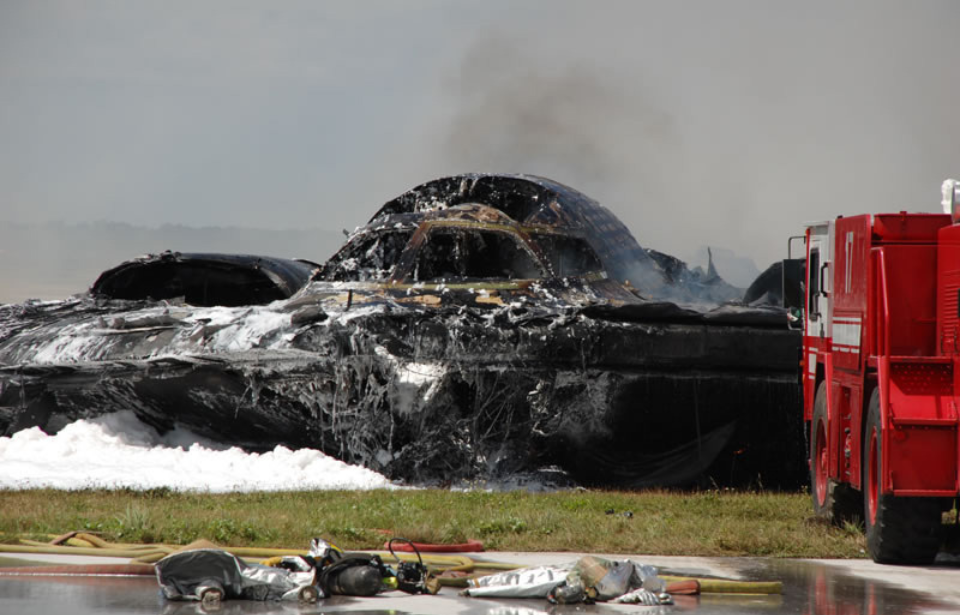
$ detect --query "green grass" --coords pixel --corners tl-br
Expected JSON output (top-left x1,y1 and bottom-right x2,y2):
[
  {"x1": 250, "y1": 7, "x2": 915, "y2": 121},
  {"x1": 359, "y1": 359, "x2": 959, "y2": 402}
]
[{"x1": 0, "y1": 488, "x2": 868, "y2": 558}]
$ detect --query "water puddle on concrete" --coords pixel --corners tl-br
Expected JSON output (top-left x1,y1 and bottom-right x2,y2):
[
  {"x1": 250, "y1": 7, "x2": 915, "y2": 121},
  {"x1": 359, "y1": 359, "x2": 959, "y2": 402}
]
[
  {"x1": 0, "y1": 557, "x2": 957, "y2": 615},
  {"x1": 737, "y1": 559, "x2": 955, "y2": 615}
]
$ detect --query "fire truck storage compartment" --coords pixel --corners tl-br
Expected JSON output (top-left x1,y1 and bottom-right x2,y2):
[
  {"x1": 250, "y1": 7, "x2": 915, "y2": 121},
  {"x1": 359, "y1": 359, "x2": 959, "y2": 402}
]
[
  {"x1": 875, "y1": 243, "x2": 939, "y2": 357},
  {"x1": 885, "y1": 359, "x2": 958, "y2": 494},
  {"x1": 937, "y1": 223, "x2": 960, "y2": 354}
]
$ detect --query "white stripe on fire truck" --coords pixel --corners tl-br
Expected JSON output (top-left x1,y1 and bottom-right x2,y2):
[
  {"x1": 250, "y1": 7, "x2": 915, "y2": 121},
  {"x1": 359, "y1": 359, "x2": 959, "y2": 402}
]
[{"x1": 832, "y1": 321, "x2": 862, "y2": 350}]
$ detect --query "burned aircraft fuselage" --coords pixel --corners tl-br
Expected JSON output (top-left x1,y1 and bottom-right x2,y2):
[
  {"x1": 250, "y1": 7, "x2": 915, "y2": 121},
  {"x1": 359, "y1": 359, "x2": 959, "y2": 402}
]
[{"x1": 0, "y1": 174, "x2": 804, "y2": 488}]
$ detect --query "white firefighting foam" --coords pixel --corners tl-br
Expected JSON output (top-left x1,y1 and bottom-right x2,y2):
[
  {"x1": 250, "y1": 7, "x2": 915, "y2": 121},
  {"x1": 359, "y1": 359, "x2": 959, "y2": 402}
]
[{"x1": 0, "y1": 411, "x2": 397, "y2": 492}]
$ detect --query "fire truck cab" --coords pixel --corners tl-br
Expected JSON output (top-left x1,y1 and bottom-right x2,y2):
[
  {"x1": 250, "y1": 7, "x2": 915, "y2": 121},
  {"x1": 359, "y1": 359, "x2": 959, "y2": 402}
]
[{"x1": 803, "y1": 180, "x2": 960, "y2": 564}]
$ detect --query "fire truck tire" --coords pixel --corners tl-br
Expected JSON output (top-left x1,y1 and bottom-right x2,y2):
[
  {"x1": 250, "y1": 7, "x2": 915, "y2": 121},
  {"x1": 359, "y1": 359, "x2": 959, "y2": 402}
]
[
  {"x1": 863, "y1": 389, "x2": 941, "y2": 564},
  {"x1": 810, "y1": 381, "x2": 860, "y2": 524}
]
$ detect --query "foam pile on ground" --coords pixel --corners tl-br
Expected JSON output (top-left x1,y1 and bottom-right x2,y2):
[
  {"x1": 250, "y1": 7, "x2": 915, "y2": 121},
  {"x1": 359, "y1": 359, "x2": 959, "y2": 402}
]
[{"x1": 0, "y1": 411, "x2": 396, "y2": 492}]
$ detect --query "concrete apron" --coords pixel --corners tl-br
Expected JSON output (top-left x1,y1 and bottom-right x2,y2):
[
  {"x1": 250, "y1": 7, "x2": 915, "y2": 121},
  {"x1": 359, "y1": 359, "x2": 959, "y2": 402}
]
[{"x1": 2, "y1": 551, "x2": 960, "y2": 614}]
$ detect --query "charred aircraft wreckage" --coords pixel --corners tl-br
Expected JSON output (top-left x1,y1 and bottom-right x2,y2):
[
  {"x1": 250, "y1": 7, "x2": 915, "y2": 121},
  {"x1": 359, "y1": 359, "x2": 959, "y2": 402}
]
[{"x1": 0, "y1": 174, "x2": 804, "y2": 488}]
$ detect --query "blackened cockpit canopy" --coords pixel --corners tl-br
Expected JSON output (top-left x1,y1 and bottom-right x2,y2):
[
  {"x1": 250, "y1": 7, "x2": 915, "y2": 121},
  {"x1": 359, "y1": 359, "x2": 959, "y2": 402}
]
[
  {"x1": 374, "y1": 174, "x2": 663, "y2": 290},
  {"x1": 92, "y1": 251, "x2": 319, "y2": 307}
]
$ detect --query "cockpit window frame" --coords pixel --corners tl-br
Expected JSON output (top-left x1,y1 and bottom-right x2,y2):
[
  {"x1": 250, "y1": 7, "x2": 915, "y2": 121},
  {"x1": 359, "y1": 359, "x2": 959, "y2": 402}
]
[
  {"x1": 396, "y1": 222, "x2": 547, "y2": 284},
  {"x1": 527, "y1": 231, "x2": 604, "y2": 279},
  {"x1": 316, "y1": 227, "x2": 416, "y2": 282}
]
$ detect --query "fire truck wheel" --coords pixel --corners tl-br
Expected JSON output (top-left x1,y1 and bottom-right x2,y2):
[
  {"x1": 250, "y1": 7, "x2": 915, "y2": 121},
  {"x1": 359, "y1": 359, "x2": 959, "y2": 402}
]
[
  {"x1": 810, "y1": 381, "x2": 860, "y2": 524},
  {"x1": 863, "y1": 389, "x2": 941, "y2": 564}
]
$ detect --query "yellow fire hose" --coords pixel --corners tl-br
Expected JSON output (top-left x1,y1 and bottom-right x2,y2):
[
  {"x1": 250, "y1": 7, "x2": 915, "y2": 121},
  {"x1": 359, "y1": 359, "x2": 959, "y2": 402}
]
[
  {"x1": 661, "y1": 574, "x2": 782, "y2": 595},
  {"x1": 3, "y1": 534, "x2": 502, "y2": 569},
  {"x1": 369, "y1": 551, "x2": 520, "y2": 571},
  {"x1": 2, "y1": 543, "x2": 175, "y2": 560}
]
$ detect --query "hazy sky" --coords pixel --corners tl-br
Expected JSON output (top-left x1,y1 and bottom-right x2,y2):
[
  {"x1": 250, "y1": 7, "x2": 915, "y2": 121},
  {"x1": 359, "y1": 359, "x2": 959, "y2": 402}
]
[{"x1": 2, "y1": 1, "x2": 959, "y2": 270}]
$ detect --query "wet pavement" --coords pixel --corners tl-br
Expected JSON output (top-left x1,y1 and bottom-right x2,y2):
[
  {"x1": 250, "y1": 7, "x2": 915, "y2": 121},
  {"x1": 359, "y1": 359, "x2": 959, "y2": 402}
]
[{"x1": 1, "y1": 552, "x2": 959, "y2": 615}]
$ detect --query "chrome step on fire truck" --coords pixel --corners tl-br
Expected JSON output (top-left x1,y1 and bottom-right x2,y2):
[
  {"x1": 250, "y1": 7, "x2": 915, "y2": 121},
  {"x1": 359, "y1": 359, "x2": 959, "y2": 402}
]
[{"x1": 800, "y1": 180, "x2": 960, "y2": 564}]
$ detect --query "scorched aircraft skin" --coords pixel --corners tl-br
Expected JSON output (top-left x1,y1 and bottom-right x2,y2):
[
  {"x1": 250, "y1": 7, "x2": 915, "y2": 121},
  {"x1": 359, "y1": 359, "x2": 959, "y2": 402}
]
[{"x1": 0, "y1": 174, "x2": 803, "y2": 487}]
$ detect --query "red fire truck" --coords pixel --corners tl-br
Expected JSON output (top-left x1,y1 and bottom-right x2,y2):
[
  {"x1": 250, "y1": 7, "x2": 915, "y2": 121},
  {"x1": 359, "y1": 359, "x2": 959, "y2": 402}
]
[{"x1": 802, "y1": 180, "x2": 960, "y2": 564}]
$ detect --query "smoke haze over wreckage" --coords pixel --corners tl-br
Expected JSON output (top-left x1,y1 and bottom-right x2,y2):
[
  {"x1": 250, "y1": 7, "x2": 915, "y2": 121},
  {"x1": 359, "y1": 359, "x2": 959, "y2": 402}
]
[{"x1": 0, "y1": 175, "x2": 803, "y2": 488}]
